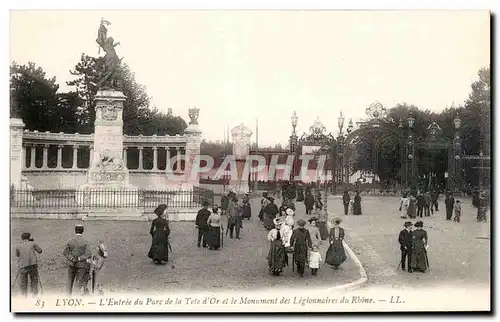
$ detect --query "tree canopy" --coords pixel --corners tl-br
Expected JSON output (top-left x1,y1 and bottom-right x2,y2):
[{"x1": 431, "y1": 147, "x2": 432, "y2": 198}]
[{"x1": 10, "y1": 55, "x2": 187, "y2": 135}]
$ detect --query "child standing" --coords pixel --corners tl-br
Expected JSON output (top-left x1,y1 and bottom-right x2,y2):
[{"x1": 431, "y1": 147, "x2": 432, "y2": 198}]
[
  {"x1": 84, "y1": 242, "x2": 108, "y2": 295},
  {"x1": 309, "y1": 245, "x2": 322, "y2": 276},
  {"x1": 454, "y1": 200, "x2": 462, "y2": 223}
]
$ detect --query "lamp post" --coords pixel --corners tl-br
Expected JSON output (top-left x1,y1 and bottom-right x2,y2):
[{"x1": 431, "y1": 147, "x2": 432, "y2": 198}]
[
  {"x1": 336, "y1": 112, "x2": 345, "y2": 191},
  {"x1": 398, "y1": 118, "x2": 404, "y2": 189},
  {"x1": 479, "y1": 150, "x2": 484, "y2": 192},
  {"x1": 453, "y1": 114, "x2": 462, "y2": 195},
  {"x1": 290, "y1": 111, "x2": 298, "y2": 181},
  {"x1": 407, "y1": 112, "x2": 415, "y2": 191},
  {"x1": 344, "y1": 118, "x2": 354, "y2": 184}
]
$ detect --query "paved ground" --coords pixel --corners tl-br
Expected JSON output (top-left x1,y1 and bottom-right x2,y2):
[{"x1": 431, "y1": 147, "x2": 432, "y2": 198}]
[
  {"x1": 322, "y1": 195, "x2": 490, "y2": 291},
  {"x1": 11, "y1": 197, "x2": 360, "y2": 295}
]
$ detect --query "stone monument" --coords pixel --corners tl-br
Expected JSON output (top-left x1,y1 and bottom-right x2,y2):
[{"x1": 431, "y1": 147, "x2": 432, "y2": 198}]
[
  {"x1": 183, "y1": 107, "x2": 203, "y2": 190},
  {"x1": 231, "y1": 123, "x2": 253, "y2": 194},
  {"x1": 78, "y1": 19, "x2": 144, "y2": 220},
  {"x1": 10, "y1": 118, "x2": 32, "y2": 190}
]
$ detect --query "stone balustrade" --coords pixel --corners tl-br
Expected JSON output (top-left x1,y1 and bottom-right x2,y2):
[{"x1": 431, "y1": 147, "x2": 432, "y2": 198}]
[{"x1": 21, "y1": 130, "x2": 189, "y2": 173}]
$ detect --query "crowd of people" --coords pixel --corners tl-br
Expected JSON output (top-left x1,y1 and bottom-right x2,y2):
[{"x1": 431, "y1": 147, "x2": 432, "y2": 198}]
[
  {"x1": 259, "y1": 189, "x2": 348, "y2": 278},
  {"x1": 14, "y1": 184, "x2": 489, "y2": 297},
  {"x1": 398, "y1": 189, "x2": 489, "y2": 222}
]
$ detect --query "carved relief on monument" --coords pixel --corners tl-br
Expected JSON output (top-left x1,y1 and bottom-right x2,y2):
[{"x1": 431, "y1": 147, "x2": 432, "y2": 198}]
[
  {"x1": 102, "y1": 106, "x2": 118, "y2": 121},
  {"x1": 92, "y1": 172, "x2": 125, "y2": 182},
  {"x1": 96, "y1": 149, "x2": 125, "y2": 171},
  {"x1": 231, "y1": 123, "x2": 253, "y2": 160}
]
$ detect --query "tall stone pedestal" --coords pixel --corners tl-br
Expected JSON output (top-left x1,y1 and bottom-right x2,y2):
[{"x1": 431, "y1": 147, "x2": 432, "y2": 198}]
[
  {"x1": 78, "y1": 90, "x2": 145, "y2": 220},
  {"x1": 231, "y1": 123, "x2": 253, "y2": 194},
  {"x1": 10, "y1": 118, "x2": 26, "y2": 188},
  {"x1": 184, "y1": 108, "x2": 203, "y2": 190},
  {"x1": 10, "y1": 119, "x2": 33, "y2": 206}
]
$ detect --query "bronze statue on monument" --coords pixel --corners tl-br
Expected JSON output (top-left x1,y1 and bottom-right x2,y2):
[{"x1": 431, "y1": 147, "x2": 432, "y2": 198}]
[{"x1": 96, "y1": 18, "x2": 123, "y2": 90}]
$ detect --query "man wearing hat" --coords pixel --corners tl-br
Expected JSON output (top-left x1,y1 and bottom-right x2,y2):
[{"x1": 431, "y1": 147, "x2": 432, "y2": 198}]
[
  {"x1": 398, "y1": 221, "x2": 414, "y2": 272},
  {"x1": 242, "y1": 192, "x2": 252, "y2": 220},
  {"x1": 15, "y1": 232, "x2": 43, "y2": 297},
  {"x1": 445, "y1": 192, "x2": 455, "y2": 221},
  {"x1": 221, "y1": 192, "x2": 230, "y2": 216},
  {"x1": 63, "y1": 224, "x2": 92, "y2": 295},
  {"x1": 342, "y1": 190, "x2": 351, "y2": 216},
  {"x1": 228, "y1": 196, "x2": 244, "y2": 239},
  {"x1": 290, "y1": 219, "x2": 313, "y2": 277},
  {"x1": 196, "y1": 200, "x2": 211, "y2": 248}
]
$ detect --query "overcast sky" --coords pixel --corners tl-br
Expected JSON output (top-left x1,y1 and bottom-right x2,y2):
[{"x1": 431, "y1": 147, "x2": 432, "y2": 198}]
[{"x1": 10, "y1": 10, "x2": 490, "y2": 146}]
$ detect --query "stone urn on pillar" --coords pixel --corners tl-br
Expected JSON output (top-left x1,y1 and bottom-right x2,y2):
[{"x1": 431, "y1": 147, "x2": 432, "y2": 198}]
[{"x1": 231, "y1": 123, "x2": 253, "y2": 194}]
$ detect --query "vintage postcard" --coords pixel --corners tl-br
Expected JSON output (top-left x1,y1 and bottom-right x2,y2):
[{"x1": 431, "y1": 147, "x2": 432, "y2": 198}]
[{"x1": 9, "y1": 9, "x2": 491, "y2": 312}]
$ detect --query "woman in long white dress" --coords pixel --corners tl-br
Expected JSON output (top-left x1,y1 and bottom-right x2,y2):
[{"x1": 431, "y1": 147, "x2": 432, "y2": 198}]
[{"x1": 399, "y1": 193, "x2": 410, "y2": 218}]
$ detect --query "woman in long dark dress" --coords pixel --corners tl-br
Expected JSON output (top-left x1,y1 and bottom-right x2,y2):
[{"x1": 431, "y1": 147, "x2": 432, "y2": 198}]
[
  {"x1": 325, "y1": 217, "x2": 347, "y2": 269},
  {"x1": 206, "y1": 206, "x2": 222, "y2": 250},
  {"x1": 242, "y1": 193, "x2": 252, "y2": 220},
  {"x1": 267, "y1": 218, "x2": 288, "y2": 276},
  {"x1": 353, "y1": 192, "x2": 362, "y2": 215},
  {"x1": 263, "y1": 197, "x2": 279, "y2": 230},
  {"x1": 408, "y1": 194, "x2": 417, "y2": 219},
  {"x1": 290, "y1": 219, "x2": 312, "y2": 277},
  {"x1": 410, "y1": 221, "x2": 428, "y2": 272},
  {"x1": 148, "y1": 204, "x2": 170, "y2": 265}
]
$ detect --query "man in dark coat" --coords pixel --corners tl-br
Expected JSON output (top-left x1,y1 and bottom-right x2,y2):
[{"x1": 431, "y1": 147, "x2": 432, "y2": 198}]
[
  {"x1": 296, "y1": 185, "x2": 305, "y2": 202},
  {"x1": 430, "y1": 190, "x2": 439, "y2": 214},
  {"x1": 445, "y1": 192, "x2": 455, "y2": 221},
  {"x1": 342, "y1": 190, "x2": 350, "y2": 216},
  {"x1": 398, "y1": 221, "x2": 413, "y2": 272},
  {"x1": 221, "y1": 193, "x2": 229, "y2": 216},
  {"x1": 290, "y1": 219, "x2": 313, "y2": 277},
  {"x1": 304, "y1": 191, "x2": 315, "y2": 215},
  {"x1": 196, "y1": 201, "x2": 211, "y2": 247},
  {"x1": 63, "y1": 224, "x2": 92, "y2": 295},
  {"x1": 228, "y1": 197, "x2": 244, "y2": 239},
  {"x1": 416, "y1": 191, "x2": 425, "y2": 218},
  {"x1": 423, "y1": 191, "x2": 431, "y2": 217}
]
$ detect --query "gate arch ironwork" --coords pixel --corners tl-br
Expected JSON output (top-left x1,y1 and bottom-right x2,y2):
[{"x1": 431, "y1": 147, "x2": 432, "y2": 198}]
[{"x1": 294, "y1": 117, "x2": 336, "y2": 213}]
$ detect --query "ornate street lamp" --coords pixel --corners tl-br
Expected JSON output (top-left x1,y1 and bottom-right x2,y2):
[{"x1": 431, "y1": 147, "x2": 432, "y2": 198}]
[
  {"x1": 290, "y1": 111, "x2": 298, "y2": 182},
  {"x1": 291, "y1": 111, "x2": 298, "y2": 132},
  {"x1": 406, "y1": 112, "x2": 416, "y2": 190},
  {"x1": 452, "y1": 114, "x2": 462, "y2": 193},
  {"x1": 407, "y1": 112, "x2": 415, "y2": 129},
  {"x1": 453, "y1": 114, "x2": 462, "y2": 129},
  {"x1": 347, "y1": 118, "x2": 354, "y2": 134},
  {"x1": 338, "y1": 111, "x2": 345, "y2": 134}
]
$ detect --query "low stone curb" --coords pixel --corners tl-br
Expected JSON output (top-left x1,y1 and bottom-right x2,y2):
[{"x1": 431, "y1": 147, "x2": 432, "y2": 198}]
[{"x1": 326, "y1": 240, "x2": 368, "y2": 293}]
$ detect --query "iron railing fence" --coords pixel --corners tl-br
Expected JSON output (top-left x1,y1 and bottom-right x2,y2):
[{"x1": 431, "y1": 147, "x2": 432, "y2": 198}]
[{"x1": 10, "y1": 187, "x2": 214, "y2": 213}]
